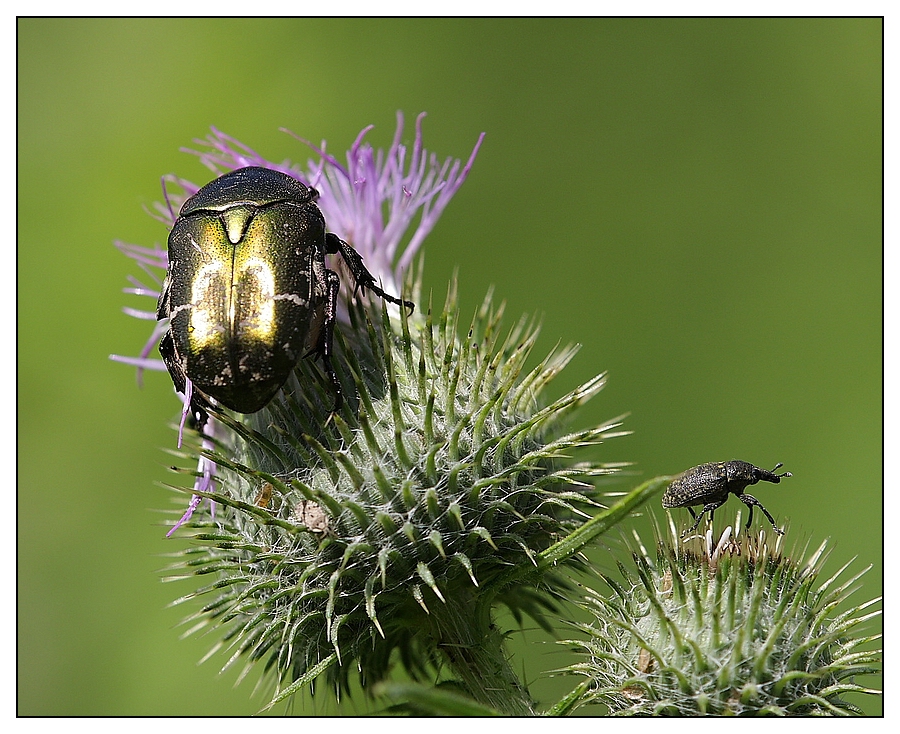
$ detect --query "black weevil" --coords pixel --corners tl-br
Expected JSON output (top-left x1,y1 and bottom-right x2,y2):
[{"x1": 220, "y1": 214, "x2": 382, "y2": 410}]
[{"x1": 662, "y1": 460, "x2": 791, "y2": 537}]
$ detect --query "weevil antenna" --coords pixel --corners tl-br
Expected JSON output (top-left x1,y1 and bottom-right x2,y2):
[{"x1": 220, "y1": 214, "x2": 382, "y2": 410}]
[{"x1": 771, "y1": 462, "x2": 792, "y2": 479}]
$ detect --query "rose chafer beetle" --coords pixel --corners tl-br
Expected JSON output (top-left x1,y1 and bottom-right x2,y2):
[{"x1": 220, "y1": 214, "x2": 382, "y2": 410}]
[
  {"x1": 662, "y1": 460, "x2": 791, "y2": 537},
  {"x1": 157, "y1": 166, "x2": 413, "y2": 426}
]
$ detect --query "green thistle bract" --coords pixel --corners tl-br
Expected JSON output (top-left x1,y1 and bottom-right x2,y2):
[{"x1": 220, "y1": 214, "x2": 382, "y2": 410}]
[
  {"x1": 564, "y1": 519, "x2": 882, "y2": 716},
  {"x1": 165, "y1": 276, "x2": 627, "y2": 711}
]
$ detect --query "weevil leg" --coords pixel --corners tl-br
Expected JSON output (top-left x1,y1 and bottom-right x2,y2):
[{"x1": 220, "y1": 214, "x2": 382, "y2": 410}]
[
  {"x1": 313, "y1": 268, "x2": 344, "y2": 415},
  {"x1": 687, "y1": 507, "x2": 698, "y2": 520},
  {"x1": 741, "y1": 493, "x2": 784, "y2": 535},
  {"x1": 683, "y1": 510, "x2": 704, "y2": 536},
  {"x1": 682, "y1": 500, "x2": 726, "y2": 537},
  {"x1": 326, "y1": 233, "x2": 415, "y2": 313}
]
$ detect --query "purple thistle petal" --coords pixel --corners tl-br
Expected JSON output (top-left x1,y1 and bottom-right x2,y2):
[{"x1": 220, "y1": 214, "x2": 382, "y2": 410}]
[
  {"x1": 124, "y1": 280, "x2": 160, "y2": 297},
  {"x1": 185, "y1": 127, "x2": 305, "y2": 182},
  {"x1": 109, "y1": 351, "x2": 167, "y2": 389},
  {"x1": 177, "y1": 378, "x2": 194, "y2": 449},
  {"x1": 109, "y1": 354, "x2": 167, "y2": 371},
  {"x1": 110, "y1": 319, "x2": 170, "y2": 387},
  {"x1": 291, "y1": 111, "x2": 485, "y2": 294},
  {"x1": 121, "y1": 307, "x2": 157, "y2": 320},
  {"x1": 166, "y1": 493, "x2": 202, "y2": 538},
  {"x1": 166, "y1": 418, "x2": 217, "y2": 537},
  {"x1": 115, "y1": 240, "x2": 168, "y2": 270},
  {"x1": 280, "y1": 129, "x2": 348, "y2": 180}
]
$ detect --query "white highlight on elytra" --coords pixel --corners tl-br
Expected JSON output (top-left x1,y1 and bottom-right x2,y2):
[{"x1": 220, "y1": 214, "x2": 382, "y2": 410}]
[
  {"x1": 237, "y1": 257, "x2": 276, "y2": 339},
  {"x1": 273, "y1": 293, "x2": 307, "y2": 307},
  {"x1": 190, "y1": 260, "x2": 226, "y2": 346}
]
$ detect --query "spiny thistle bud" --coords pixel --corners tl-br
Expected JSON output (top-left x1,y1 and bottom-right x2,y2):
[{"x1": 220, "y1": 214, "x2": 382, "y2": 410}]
[
  {"x1": 166, "y1": 281, "x2": 628, "y2": 711},
  {"x1": 563, "y1": 518, "x2": 882, "y2": 716}
]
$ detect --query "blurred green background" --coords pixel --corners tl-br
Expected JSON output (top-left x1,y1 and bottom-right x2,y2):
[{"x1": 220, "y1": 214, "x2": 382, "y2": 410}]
[{"x1": 18, "y1": 18, "x2": 881, "y2": 715}]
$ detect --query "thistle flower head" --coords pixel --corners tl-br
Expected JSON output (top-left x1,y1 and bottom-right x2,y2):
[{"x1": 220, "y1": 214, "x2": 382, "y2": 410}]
[
  {"x1": 564, "y1": 516, "x2": 882, "y2": 716},
  {"x1": 112, "y1": 112, "x2": 484, "y2": 382},
  {"x1": 112, "y1": 115, "x2": 486, "y2": 535},
  {"x1": 113, "y1": 117, "x2": 630, "y2": 712}
]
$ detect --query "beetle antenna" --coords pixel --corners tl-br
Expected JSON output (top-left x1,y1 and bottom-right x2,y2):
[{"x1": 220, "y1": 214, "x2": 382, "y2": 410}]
[{"x1": 771, "y1": 462, "x2": 792, "y2": 479}]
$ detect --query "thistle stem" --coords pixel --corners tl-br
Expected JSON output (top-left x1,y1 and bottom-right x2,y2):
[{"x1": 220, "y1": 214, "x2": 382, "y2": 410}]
[{"x1": 425, "y1": 598, "x2": 535, "y2": 715}]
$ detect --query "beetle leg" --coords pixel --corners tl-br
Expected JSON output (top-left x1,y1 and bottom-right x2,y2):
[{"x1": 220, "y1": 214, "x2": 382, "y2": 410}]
[
  {"x1": 326, "y1": 233, "x2": 415, "y2": 314},
  {"x1": 682, "y1": 500, "x2": 726, "y2": 537},
  {"x1": 740, "y1": 493, "x2": 784, "y2": 535},
  {"x1": 314, "y1": 268, "x2": 344, "y2": 414},
  {"x1": 160, "y1": 330, "x2": 210, "y2": 430},
  {"x1": 156, "y1": 273, "x2": 171, "y2": 321},
  {"x1": 184, "y1": 384, "x2": 210, "y2": 434},
  {"x1": 159, "y1": 330, "x2": 188, "y2": 394}
]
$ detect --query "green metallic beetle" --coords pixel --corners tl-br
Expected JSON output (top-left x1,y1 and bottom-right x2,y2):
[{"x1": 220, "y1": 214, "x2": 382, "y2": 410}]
[
  {"x1": 662, "y1": 460, "x2": 791, "y2": 537},
  {"x1": 157, "y1": 166, "x2": 413, "y2": 426}
]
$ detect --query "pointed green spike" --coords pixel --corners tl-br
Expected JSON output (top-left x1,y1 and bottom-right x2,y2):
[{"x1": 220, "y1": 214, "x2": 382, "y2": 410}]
[{"x1": 416, "y1": 562, "x2": 445, "y2": 602}]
